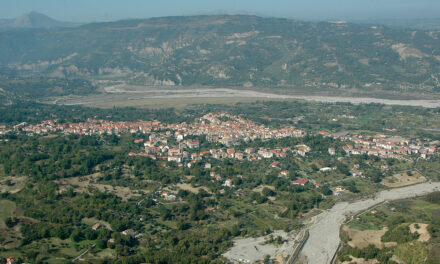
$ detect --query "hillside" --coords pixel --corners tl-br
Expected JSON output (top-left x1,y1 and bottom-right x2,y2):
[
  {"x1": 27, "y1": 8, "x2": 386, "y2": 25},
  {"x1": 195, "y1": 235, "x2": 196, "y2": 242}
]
[{"x1": 0, "y1": 15, "x2": 440, "y2": 98}]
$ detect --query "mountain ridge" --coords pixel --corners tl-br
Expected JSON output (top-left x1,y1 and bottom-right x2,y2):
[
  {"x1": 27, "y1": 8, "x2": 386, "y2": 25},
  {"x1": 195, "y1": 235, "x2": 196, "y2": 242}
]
[
  {"x1": 0, "y1": 15, "x2": 439, "y2": 99},
  {"x1": 0, "y1": 11, "x2": 78, "y2": 29}
]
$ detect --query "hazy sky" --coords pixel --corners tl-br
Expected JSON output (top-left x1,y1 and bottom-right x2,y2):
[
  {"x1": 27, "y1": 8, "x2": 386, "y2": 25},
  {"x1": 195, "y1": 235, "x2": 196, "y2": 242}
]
[{"x1": 1, "y1": 0, "x2": 439, "y2": 22}]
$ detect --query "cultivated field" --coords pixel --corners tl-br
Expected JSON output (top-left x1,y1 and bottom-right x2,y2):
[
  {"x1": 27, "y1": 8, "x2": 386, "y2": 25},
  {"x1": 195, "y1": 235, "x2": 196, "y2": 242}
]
[
  {"x1": 344, "y1": 227, "x2": 397, "y2": 249},
  {"x1": 381, "y1": 171, "x2": 426, "y2": 188}
]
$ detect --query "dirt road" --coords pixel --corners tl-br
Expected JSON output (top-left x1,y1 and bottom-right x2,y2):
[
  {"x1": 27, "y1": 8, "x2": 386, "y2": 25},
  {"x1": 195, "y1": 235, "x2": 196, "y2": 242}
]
[{"x1": 300, "y1": 182, "x2": 440, "y2": 264}]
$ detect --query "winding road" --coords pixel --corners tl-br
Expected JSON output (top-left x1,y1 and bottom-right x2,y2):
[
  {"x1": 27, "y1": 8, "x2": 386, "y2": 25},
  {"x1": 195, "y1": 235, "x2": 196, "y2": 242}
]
[{"x1": 300, "y1": 182, "x2": 440, "y2": 264}]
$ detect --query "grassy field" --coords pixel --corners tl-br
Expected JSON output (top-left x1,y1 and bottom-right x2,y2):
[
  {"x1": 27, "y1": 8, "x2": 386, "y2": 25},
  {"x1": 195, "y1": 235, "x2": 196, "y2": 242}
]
[
  {"x1": 0, "y1": 200, "x2": 16, "y2": 228},
  {"x1": 394, "y1": 241, "x2": 428, "y2": 264}
]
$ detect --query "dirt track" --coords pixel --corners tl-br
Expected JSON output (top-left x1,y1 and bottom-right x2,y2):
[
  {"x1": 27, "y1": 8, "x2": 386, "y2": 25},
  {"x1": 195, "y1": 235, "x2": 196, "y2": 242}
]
[{"x1": 300, "y1": 182, "x2": 440, "y2": 264}]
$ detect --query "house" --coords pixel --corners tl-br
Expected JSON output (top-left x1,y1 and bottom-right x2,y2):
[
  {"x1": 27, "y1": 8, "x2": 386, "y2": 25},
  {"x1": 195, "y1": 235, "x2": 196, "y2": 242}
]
[
  {"x1": 259, "y1": 149, "x2": 274, "y2": 158},
  {"x1": 205, "y1": 163, "x2": 212, "y2": 169},
  {"x1": 6, "y1": 257, "x2": 16, "y2": 264},
  {"x1": 235, "y1": 152, "x2": 244, "y2": 160},
  {"x1": 92, "y1": 223, "x2": 102, "y2": 231},
  {"x1": 313, "y1": 182, "x2": 321, "y2": 188},
  {"x1": 279, "y1": 170, "x2": 290, "y2": 177},
  {"x1": 350, "y1": 169, "x2": 363, "y2": 177},
  {"x1": 319, "y1": 167, "x2": 333, "y2": 172},
  {"x1": 223, "y1": 179, "x2": 233, "y2": 187},
  {"x1": 380, "y1": 164, "x2": 389, "y2": 170},
  {"x1": 318, "y1": 131, "x2": 329, "y2": 137},
  {"x1": 161, "y1": 191, "x2": 177, "y2": 200},
  {"x1": 297, "y1": 148, "x2": 307, "y2": 157},
  {"x1": 245, "y1": 147, "x2": 255, "y2": 154},
  {"x1": 186, "y1": 139, "x2": 200, "y2": 149},
  {"x1": 292, "y1": 178, "x2": 308, "y2": 186},
  {"x1": 271, "y1": 161, "x2": 280, "y2": 168},
  {"x1": 121, "y1": 229, "x2": 137, "y2": 237},
  {"x1": 176, "y1": 134, "x2": 184, "y2": 141},
  {"x1": 335, "y1": 186, "x2": 345, "y2": 192},
  {"x1": 328, "y1": 148, "x2": 336, "y2": 155},
  {"x1": 168, "y1": 155, "x2": 183, "y2": 163}
]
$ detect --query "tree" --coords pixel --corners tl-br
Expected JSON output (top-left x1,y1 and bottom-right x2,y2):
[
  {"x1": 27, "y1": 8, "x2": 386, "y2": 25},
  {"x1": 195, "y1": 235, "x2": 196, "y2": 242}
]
[
  {"x1": 5, "y1": 217, "x2": 18, "y2": 228},
  {"x1": 71, "y1": 229, "x2": 84, "y2": 242},
  {"x1": 262, "y1": 187, "x2": 276, "y2": 197},
  {"x1": 320, "y1": 185, "x2": 333, "y2": 196}
]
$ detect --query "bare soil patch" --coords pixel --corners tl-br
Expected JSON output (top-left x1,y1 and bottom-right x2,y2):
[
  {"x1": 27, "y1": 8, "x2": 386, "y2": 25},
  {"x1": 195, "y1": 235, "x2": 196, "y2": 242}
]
[
  {"x1": 382, "y1": 171, "x2": 426, "y2": 188},
  {"x1": 0, "y1": 176, "x2": 27, "y2": 194},
  {"x1": 409, "y1": 223, "x2": 431, "y2": 242},
  {"x1": 346, "y1": 227, "x2": 397, "y2": 249},
  {"x1": 175, "y1": 183, "x2": 210, "y2": 194}
]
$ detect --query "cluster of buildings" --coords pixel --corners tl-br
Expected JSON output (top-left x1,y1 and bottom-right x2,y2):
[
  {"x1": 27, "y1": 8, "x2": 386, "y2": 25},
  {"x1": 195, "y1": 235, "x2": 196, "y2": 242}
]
[
  {"x1": 3, "y1": 114, "x2": 438, "y2": 163},
  {"x1": 132, "y1": 139, "x2": 300, "y2": 165},
  {"x1": 15, "y1": 119, "x2": 165, "y2": 135},
  {"x1": 10, "y1": 113, "x2": 305, "y2": 141},
  {"x1": 7, "y1": 113, "x2": 308, "y2": 164},
  {"x1": 322, "y1": 131, "x2": 438, "y2": 159}
]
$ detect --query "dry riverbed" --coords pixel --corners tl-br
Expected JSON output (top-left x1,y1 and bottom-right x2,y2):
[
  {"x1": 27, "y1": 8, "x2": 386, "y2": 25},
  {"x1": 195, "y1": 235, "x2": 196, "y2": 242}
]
[
  {"x1": 223, "y1": 182, "x2": 440, "y2": 264},
  {"x1": 53, "y1": 87, "x2": 440, "y2": 108}
]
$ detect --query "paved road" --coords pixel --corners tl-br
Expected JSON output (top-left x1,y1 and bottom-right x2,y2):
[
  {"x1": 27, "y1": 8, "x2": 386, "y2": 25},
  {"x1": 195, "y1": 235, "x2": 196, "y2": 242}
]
[{"x1": 301, "y1": 182, "x2": 440, "y2": 264}]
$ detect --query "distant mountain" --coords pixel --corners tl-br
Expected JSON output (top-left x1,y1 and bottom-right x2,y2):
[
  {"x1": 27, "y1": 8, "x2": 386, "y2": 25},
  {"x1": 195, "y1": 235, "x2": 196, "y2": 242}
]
[
  {"x1": 353, "y1": 18, "x2": 440, "y2": 30},
  {"x1": 0, "y1": 15, "x2": 439, "y2": 98},
  {"x1": 0, "y1": 12, "x2": 78, "y2": 29}
]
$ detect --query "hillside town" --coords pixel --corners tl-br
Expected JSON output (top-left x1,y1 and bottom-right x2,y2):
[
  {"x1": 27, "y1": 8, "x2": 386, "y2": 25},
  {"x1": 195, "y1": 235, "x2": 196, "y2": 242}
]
[
  {"x1": 1, "y1": 113, "x2": 438, "y2": 165},
  {"x1": 321, "y1": 131, "x2": 438, "y2": 160}
]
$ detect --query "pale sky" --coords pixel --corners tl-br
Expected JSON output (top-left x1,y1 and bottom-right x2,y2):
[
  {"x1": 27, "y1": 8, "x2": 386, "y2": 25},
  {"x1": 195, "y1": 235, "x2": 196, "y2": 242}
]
[{"x1": 1, "y1": 0, "x2": 439, "y2": 22}]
